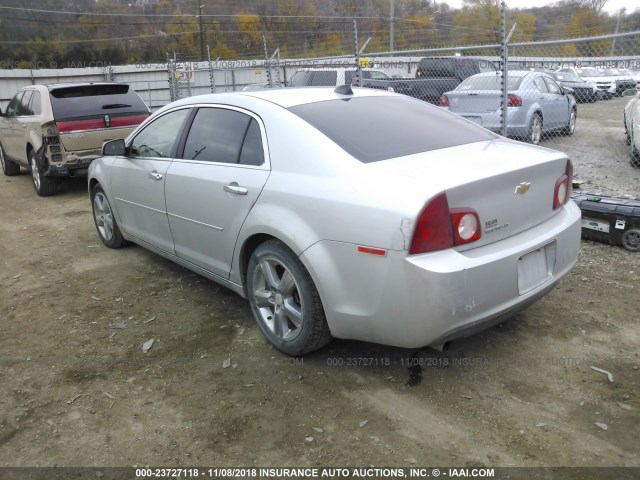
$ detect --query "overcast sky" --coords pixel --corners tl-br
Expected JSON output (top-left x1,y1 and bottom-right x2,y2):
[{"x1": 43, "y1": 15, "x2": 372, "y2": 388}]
[{"x1": 438, "y1": 0, "x2": 638, "y2": 15}]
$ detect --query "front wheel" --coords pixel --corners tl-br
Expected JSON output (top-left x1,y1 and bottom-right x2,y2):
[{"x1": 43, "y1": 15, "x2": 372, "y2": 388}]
[
  {"x1": 527, "y1": 113, "x2": 543, "y2": 145},
  {"x1": 91, "y1": 184, "x2": 127, "y2": 248},
  {"x1": 247, "y1": 239, "x2": 332, "y2": 355},
  {"x1": 563, "y1": 108, "x2": 577, "y2": 136},
  {"x1": 29, "y1": 149, "x2": 57, "y2": 196}
]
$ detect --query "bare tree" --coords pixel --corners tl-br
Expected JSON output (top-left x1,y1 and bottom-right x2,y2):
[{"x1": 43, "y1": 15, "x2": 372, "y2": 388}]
[{"x1": 580, "y1": 0, "x2": 608, "y2": 13}]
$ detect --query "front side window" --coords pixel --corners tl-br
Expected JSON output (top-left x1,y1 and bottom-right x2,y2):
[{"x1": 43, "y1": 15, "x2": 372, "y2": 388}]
[
  {"x1": 129, "y1": 108, "x2": 190, "y2": 158},
  {"x1": 543, "y1": 76, "x2": 562, "y2": 94},
  {"x1": 181, "y1": 107, "x2": 264, "y2": 165},
  {"x1": 534, "y1": 76, "x2": 549, "y2": 93}
]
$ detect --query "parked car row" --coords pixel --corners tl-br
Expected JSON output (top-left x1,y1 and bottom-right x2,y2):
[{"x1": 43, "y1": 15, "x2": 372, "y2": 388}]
[
  {"x1": 439, "y1": 70, "x2": 577, "y2": 145},
  {"x1": 0, "y1": 82, "x2": 582, "y2": 355}
]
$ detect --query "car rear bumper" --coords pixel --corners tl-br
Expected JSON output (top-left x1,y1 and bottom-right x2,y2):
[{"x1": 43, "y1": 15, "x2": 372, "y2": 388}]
[{"x1": 301, "y1": 201, "x2": 581, "y2": 349}]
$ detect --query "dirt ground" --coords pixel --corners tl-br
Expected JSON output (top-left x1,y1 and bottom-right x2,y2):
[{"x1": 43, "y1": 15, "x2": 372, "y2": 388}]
[{"x1": 0, "y1": 97, "x2": 639, "y2": 475}]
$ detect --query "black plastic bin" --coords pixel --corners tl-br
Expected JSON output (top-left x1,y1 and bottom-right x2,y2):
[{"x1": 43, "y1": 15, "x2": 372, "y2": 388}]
[{"x1": 571, "y1": 192, "x2": 640, "y2": 252}]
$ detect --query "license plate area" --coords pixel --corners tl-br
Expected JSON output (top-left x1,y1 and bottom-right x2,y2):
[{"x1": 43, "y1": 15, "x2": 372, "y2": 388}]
[{"x1": 517, "y1": 242, "x2": 556, "y2": 295}]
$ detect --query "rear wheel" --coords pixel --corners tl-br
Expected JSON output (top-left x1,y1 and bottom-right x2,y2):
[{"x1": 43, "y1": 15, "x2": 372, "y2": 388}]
[
  {"x1": 29, "y1": 149, "x2": 57, "y2": 196},
  {"x1": 527, "y1": 113, "x2": 543, "y2": 145},
  {"x1": 0, "y1": 143, "x2": 20, "y2": 176},
  {"x1": 247, "y1": 239, "x2": 332, "y2": 355},
  {"x1": 621, "y1": 229, "x2": 640, "y2": 252}
]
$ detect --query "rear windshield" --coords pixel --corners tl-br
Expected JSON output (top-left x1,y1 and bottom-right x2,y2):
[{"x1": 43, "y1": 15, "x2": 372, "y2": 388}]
[
  {"x1": 457, "y1": 75, "x2": 524, "y2": 91},
  {"x1": 49, "y1": 84, "x2": 148, "y2": 120},
  {"x1": 288, "y1": 96, "x2": 496, "y2": 163}
]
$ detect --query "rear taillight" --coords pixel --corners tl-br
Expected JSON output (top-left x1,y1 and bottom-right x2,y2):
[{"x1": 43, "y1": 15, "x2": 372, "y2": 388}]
[
  {"x1": 553, "y1": 159, "x2": 573, "y2": 210},
  {"x1": 507, "y1": 94, "x2": 522, "y2": 107},
  {"x1": 410, "y1": 193, "x2": 481, "y2": 254},
  {"x1": 439, "y1": 95, "x2": 449, "y2": 107}
]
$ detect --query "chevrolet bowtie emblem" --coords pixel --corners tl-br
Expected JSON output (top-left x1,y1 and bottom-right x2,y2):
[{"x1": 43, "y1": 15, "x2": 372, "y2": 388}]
[{"x1": 515, "y1": 182, "x2": 531, "y2": 194}]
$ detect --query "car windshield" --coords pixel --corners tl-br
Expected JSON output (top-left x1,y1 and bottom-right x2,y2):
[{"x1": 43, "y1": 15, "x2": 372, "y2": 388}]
[
  {"x1": 288, "y1": 95, "x2": 496, "y2": 163},
  {"x1": 456, "y1": 74, "x2": 524, "y2": 91},
  {"x1": 49, "y1": 84, "x2": 148, "y2": 120},
  {"x1": 556, "y1": 71, "x2": 583, "y2": 82}
]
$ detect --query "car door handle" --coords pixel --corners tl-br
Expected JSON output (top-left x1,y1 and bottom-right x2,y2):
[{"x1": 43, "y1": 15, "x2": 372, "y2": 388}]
[
  {"x1": 148, "y1": 171, "x2": 163, "y2": 181},
  {"x1": 224, "y1": 182, "x2": 248, "y2": 195}
]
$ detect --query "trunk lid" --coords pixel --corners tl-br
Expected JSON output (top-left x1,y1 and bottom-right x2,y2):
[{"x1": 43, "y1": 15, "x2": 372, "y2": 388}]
[
  {"x1": 446, "y1": 90, "x2": 502, "y2": 113},
  {"x1": 368, "y1": 138, "x2": 570, "y2": 250}
]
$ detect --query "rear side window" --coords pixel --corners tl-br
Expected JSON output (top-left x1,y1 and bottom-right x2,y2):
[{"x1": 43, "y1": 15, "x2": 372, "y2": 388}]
[
  {"x1": 182, "y1": 108, "x2": 264, "y2": 165},
  {"x1": 289, "y1": 96, "x2": 496, "y2": 163},
  {"x1": 49, "y1": 84, "x2": 148, "y2": 121},
  {"x1": 19, "y1": 90, "x2": 34, "y2": 115}
]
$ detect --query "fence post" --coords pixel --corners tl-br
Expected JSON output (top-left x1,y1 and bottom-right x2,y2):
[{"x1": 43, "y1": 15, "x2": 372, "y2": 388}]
[
  {"x1": 500, "y1": 1, "x2": 508, "y2": 138},
  {"x1": 353, "y1": 20, "x2": 361, "y2": 87},
  {"x1": 263, "y1": 35, "x2": 272, "y2": 87}
]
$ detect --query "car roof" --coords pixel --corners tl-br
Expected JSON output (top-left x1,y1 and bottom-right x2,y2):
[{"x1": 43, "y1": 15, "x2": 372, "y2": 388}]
[
  {"x1": 44, "y1": 82, "x2": 130, "y2": 91},
  {"x1": 165, "y1": 86, "x2": 395, "y2": 110}
]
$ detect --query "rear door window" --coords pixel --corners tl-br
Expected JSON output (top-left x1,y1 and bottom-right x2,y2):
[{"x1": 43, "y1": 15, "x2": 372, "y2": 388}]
[
  {"x1": 19, "y1": 90, "x2": 34, "y2": 115},
  {"x1": 181, "y1": 107, "x2": 263, "y2": 165}
]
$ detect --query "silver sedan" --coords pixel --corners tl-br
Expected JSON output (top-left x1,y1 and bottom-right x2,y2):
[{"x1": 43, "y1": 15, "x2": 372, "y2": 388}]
[
  {"x1": 89, "y1": 87, "x2": 581, "y2": 355},
  {"x1": 441, "y1": 71, "x2": 577, "y2": 145}
]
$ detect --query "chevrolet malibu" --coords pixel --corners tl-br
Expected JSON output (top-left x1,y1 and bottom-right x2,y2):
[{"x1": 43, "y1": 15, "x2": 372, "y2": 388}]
[{"x1": 89, "y1": 86, "x2": 581, "y2": 355}]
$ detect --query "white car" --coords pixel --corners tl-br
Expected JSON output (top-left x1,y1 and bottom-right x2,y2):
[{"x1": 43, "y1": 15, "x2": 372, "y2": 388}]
[
  {"x1": 623, "y1": 88, "x2": 640, "y2": 167},
  {"x1": 557, "y1": 67, "x2": 617, "y2": 98},
  {"x1": 89, "y1": 87, "x2": 581, "y2": 355}
]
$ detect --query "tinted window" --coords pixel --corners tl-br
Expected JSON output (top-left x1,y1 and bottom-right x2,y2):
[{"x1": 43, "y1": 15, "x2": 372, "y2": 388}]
[
  {"x1": 19, "y1": 90, "x2": 34, "y2": 115},
  {"x1": 457, "y1": 75, "x2": 523, "y2": 91},
  {"x1": 239, "y1": 119, "x2": 265, "y2": 166},
  {"x1": 5, "y1": 92, "x2": 24, "y2": 117},
  {"x1": 182, "y1": 108, "x2": 254, "y2": 164},
  {"x1": 49, "y1": 84, "x2": 148, "y2": 121},
  {"x1": 289, "y1": 96, "x2": 496, "y2": 163},
  {"x1": 30, "y1": 91, "x2": 42, "y2": 115},
  {"x1": 130, "y1": 108, "x2": 190, "y2": 158}
]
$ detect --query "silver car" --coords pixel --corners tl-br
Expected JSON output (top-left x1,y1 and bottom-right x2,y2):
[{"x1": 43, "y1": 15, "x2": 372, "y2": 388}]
[
  {"x1": 441, "y1": 71, "x2": 577, "y2": 145},
  {"x1": 89, "y1": 87, "x2": 581, "y2": 355}
]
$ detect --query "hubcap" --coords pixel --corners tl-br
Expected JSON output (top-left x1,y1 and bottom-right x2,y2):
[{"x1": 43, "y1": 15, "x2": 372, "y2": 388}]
[
  {"x1": 531, "y1": 117, "x2": 542, "y2": 144},
  {"x1": 93, "y1": 192, "x2": 114, "y2": 241},
  {"x1": 623, "y1": 230, "x2": 640, "y2": 251},
  {"x1": 252, "y1": 257, "x2": 303, "y2": 342},
  {"x1": 30, "y1": 156, "x2": 41, "y2": 190}
]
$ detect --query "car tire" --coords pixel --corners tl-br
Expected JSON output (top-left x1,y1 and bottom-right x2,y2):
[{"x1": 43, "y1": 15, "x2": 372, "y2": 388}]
[
  {"x1": 563, "y1": 108, "x2": 577, "y2": 136},
  {"x1": 527, "y1": 113, "x2": 543, "y2": 145},
  {"x1": 621, "y1": 228, "x2": 640, "y2": 252},
  {"x1": 0, "y1": 143, "x2": 21, "y2": 176},
  {"x1": 91, "y1": 184, "x2": 127, "y2": 249},
  {"x1": 247, "y1": 239, "x2": 332, "y2": 355},
  {"x1": 29, "y1": 149, "x2": 57, "y2": 196}
]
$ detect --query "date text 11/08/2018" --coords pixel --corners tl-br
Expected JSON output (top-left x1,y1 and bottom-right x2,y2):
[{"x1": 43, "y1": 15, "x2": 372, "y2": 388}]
[{"x1": 135, "y1": 467, "x2": 496, "y2": 478}]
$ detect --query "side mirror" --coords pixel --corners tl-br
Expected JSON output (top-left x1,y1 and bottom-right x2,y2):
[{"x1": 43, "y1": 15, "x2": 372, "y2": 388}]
[
  {"x1": 622, "y1": 88, "x2": 638, "y2": 97},
  {"x1": 101, "y1": 138, "x2": 126, "y2": 156}
]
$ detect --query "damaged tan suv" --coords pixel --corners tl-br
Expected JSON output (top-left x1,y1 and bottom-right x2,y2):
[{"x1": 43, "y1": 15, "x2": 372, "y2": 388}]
[{"x1": 0, "y1": 82, "x2": 150, "y2": 196}]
